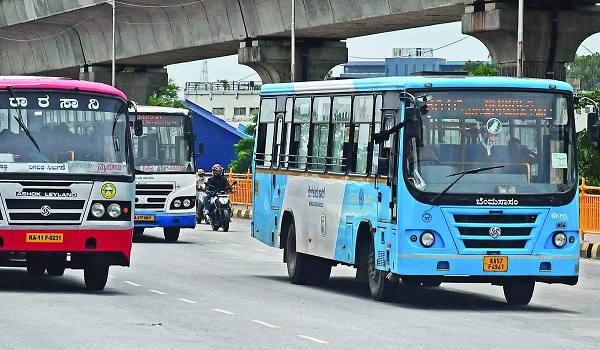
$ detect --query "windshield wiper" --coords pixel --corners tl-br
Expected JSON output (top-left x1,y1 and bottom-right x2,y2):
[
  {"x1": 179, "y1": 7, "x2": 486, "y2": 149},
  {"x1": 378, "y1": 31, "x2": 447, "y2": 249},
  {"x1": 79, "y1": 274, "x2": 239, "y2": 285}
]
[
  {"x1": 6, "y1": 86, "x2": 41, "y2": 152},
  {"x1": 431, "y1": 165, "x2": 504, "y2": 205}
]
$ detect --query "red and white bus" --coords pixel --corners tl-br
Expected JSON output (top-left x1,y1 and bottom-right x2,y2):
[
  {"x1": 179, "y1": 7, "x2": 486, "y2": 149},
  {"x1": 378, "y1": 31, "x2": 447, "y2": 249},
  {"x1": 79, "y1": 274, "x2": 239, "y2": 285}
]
[{"x1": 0, "y1": 76, "x2": 137, "y2": 290}]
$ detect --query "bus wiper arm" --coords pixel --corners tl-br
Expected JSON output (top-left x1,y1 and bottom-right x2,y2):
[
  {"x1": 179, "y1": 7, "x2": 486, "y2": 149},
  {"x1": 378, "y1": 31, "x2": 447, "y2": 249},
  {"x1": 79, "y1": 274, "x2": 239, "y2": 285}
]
[
  {"x1": 6, "y1": 86, "x2": 41, "y2": 152},
  {"x1": 431, "y1": 165, "x2": 504, "y2": 205}
]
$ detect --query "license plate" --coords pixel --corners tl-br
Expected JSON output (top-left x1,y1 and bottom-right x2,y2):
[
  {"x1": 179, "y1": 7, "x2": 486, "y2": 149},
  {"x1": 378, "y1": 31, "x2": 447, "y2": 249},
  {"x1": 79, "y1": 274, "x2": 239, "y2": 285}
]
[
  {"x1": 483, "y1": 256, "x2": 508, "y2": 272},
  {"x1": 26, "y1": 233, "x2": 63, "y2": 243},
  {"x1": 134, "y1": 215, "x2": 155, "y2": 221}
]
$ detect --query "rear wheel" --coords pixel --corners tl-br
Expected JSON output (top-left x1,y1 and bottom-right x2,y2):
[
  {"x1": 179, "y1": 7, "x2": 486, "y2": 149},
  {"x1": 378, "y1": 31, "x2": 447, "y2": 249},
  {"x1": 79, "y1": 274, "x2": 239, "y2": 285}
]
[
  {"x1": 133, "y1": 227, "x2": 145, "y2": 235},
  {"x1": 368, "y1": 237, "x2": 397, "y2": 302},
  {"x1": 286, "y1": 222, "x2": 310, "y2": 285},
  {"x1": 503, "y1": 280, "x2": 535, "y2": 305},
  {"x1": 84, "y1": 265, "x2": 109, "y2": 291},
  {"x1": 164, "y1": 227, "x2": 180, "y2": 242}
]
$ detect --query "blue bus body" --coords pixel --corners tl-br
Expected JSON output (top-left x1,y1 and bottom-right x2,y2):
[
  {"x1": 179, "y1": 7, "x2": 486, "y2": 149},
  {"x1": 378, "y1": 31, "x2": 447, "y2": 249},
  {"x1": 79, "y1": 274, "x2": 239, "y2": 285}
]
[{"x1": 252, "y1": 76, "x2": 579, "y2": 304}]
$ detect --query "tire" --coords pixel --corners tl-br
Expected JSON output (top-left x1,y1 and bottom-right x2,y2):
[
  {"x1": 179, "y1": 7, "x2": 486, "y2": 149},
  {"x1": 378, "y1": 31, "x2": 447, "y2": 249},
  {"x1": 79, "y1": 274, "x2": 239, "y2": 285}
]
[
  {"x1": 46, "y1": 254, "x2": 67, "y2": 276},
  {"x1": 308, "y1": 256, "x2": 332, "y2": 285},
  {"x1": 221, "y1": 209, "x2": 230, "y2": 232},
  {"x1": 84, "y1": 265, "x2": 109, "y2": 291},
  {"x1": 368, "y1": 237, "x2": 397, "y2": 302},
  {"x1": 46, "y1": 265, "x2": 66, "y2": 277},
  {"x1": 133, "y1": 227, "x2": 145, "y2": 235},
  {"x1": 503, "y1": 280, "x2": 535, "y2": 306},
  {"x1": 285, "y1": 222, "x2": 310, "y2": 285},
  {"x1": 26, "y1": 254, "x2": 46, "y2": 276},
  {"x1": 164, "y1": 227, "x2": 180, "y2": 242}
]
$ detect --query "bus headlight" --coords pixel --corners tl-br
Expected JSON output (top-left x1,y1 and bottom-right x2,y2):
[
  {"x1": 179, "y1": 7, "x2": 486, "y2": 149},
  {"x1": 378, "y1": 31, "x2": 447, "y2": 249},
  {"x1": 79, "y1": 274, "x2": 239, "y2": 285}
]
[
  {"x1": 173, "y1": 199, "x2": 181, "y2": 208},
  {"x1": 183, "y1": 199, "x2": 191, "y2": 208},
  {"x1": 107, "y1": 203, "x2": 121, "y2": 218},
  {"x1": 91, "y1": 203, "x2": 105, "y2": 218},
  {"x1": 420, "y1": 232, "x2": 435, "y2": 247},
  {"x1": 553, "y1": 232, "x2": 567, "y2": 247}
]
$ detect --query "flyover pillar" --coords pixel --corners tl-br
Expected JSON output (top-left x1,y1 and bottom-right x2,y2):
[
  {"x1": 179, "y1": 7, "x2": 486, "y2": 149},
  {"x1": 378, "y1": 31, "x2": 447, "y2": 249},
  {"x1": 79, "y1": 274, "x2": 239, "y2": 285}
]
[
  {"x1": 462, "y1": 2, "x2": 600, "y2": 81},
  {"x1": 238, "y1": 39, "x2": 348, "y2": 83},
  {"x1": 79, "y1": 66, "x2": 168, "y2": 103}
]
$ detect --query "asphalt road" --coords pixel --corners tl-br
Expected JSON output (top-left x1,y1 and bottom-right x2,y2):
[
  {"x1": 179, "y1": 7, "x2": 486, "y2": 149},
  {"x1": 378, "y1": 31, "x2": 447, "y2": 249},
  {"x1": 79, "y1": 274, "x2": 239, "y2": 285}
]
[{"x1": 1, "y1": 220, "x2": 600, "y2": 350}]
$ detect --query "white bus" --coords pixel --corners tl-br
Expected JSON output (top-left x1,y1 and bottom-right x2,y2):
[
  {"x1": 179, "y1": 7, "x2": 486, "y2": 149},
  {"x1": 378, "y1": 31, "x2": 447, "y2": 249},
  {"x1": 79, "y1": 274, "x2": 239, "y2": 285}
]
[{"x1": 130, "y1": 105, "x2": 196, "y2": 242}]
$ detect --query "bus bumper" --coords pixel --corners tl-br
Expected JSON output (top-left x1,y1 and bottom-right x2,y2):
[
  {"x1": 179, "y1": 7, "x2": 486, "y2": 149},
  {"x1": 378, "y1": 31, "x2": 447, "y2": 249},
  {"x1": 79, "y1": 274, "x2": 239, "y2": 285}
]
[
  {"x1": 0, "y1": 228, "x2": 132, "y2": 266},
  {"x1": 394, "y1": 254, "x2": 579, "y2": 285},
  {"x1": 134, "y1": 210, "x2": 196, "y2": 229}
]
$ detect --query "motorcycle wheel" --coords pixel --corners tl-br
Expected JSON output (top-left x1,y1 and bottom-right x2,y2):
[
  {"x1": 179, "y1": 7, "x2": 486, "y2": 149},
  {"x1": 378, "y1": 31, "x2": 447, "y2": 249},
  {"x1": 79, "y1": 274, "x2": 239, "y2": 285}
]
[
  {"x1": 221, "y1": 209, "x2": 230, "y2": 232},
  {"x1": 210, "y1": 214, "x2": 219, "y2": 231}
]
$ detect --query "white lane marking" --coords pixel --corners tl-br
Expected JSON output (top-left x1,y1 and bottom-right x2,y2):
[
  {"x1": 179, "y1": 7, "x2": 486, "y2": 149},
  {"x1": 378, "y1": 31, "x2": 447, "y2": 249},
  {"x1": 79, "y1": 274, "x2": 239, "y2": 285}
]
[
  {"x1": 298, "y1": 335, "x2": 328, "y2": 344},
  {"x1": 252, "y1": 320, "x2": 279, "y2": 328},
  {"x1": 192, "y1": 236, "x2": 201, "y2": 239},
  {"x1": 209, "y1": 239, "x2": 221, "y2": 243},
  {"x1": 213, "y1": 308, "x2": 235, "y2": 315},
  {"x1": 231, "y1": 243, "x2": 243, "y2": 247},
  {"x1": 562, "y1": 313, "x2": 577, "y2": 317},
  {"x1": 178, "y1": 298, "x2": 198, "y2": 304},
  {"x1": 108, "y1": 275, "x2": 117, "y2": 278},
  {"x1": 254, "y1": 248, "x2": 267, "y2": 252},
  {"x1": 124, "y1": 281, "x2": 141, "y2": 287},
  {"x1": 149, "y1": 290, "x2": 167, "y2": 295}
]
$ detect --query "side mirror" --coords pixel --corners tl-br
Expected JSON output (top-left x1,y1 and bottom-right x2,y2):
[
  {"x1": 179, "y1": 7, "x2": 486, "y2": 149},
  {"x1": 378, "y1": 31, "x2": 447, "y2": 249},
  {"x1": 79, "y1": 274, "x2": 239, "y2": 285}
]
[
  {"x1": 133, "y1": 119, "x2": 143, "y2": 136},
  {"x1": 198, "y1": 141, "x2": 204, "y2": 155},
  {"x1": 377, "y1": 156, "x2": 389, "y2": 176},
  {"x1": 404, "y1": 107, "x2": 422, "y2": 139},
  {"x1": 588, "y1": 112, "x2": 599, "y2": 142}
]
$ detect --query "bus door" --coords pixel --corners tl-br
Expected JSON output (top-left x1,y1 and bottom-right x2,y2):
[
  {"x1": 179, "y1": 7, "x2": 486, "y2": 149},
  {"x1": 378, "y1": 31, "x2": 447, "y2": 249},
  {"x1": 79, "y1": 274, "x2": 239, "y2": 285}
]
[
  {"x1": 267, "y1": 96, "x2": 289, "y2": 246},
  {"x1": 376, "y1": 91, "x2": 400, "y2": 224}
]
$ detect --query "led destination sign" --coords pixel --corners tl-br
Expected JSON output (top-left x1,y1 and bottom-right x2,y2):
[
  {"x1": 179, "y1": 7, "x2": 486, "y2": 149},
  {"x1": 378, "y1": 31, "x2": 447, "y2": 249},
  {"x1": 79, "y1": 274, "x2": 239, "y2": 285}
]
[{"x1": 136, "y1": 114, "x2": 182, "y2": 126}]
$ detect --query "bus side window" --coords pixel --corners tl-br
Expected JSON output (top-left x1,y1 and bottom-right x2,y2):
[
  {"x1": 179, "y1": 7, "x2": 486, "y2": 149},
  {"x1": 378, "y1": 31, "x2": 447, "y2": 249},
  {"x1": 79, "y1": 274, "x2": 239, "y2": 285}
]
[
  {"x1": 371, "y1": 95, "x2": 383, "y2": 175},
  {"x1": 290, "y1": 97, "x2": 310, "y2": 170},
  {"x1": 256, "y1": 98, "x2": 276, "y2": 167},
  {"x1": 331, "y1": 96, "x2": 351, "y2": 173},
  {"x1": 353, "y1": 95, "x2": 374, "y2": 175}
]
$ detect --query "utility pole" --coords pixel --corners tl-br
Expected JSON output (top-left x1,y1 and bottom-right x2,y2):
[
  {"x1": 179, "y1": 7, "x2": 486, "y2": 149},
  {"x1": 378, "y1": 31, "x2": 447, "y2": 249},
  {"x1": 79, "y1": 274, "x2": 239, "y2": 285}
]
[
  {"x1": 291, "y1": 0, "x2": 295, "y2": 82},
  {"x1": 112, "y1": 0, "x2": 116, "y2": 86},
  {"x1": 517, "y1": 0, "x2": 524, "y2": 78}
]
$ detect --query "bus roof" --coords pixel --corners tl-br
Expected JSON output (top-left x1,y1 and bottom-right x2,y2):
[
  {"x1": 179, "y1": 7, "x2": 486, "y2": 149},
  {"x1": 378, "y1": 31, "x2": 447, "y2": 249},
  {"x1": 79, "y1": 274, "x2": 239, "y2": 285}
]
[
  {"x1": 260, "y1": 76, "x2": 574, "y2": 96},
  {"x1": 0, "y1": 75, "x2": 127, "y2": 100},
  {"x1": 130, "y1": 105, "x2": 189, "y2": 116}
]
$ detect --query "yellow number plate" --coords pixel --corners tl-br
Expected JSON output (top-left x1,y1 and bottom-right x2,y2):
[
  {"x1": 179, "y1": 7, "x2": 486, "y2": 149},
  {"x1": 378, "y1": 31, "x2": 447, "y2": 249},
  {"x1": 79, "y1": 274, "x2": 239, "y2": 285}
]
[
  {"x1": 483, "y1": 256, "x2": 508, "y2": 272},
  {"x1": 26, "y1": 233, "x2": 63, "y2": 243},
  {"x1": 134, "y1": 215, "x2": 155, "y2": 221}
]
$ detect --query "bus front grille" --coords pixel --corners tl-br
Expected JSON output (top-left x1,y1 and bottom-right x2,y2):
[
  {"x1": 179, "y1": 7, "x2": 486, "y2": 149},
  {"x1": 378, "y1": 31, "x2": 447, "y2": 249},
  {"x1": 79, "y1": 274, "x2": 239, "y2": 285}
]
[
  {"x1": 135, "y1": 183, "x2": 175, "y2": 210},
  {"x1": 5, "y1": 199, "x2": 86, "y2": 224}
]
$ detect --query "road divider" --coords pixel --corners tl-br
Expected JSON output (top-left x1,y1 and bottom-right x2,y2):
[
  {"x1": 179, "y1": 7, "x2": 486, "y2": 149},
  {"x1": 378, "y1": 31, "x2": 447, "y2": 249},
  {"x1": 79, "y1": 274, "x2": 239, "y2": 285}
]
[{"x1": 581, "y1": 242, "x2": 600, "y2": 259}]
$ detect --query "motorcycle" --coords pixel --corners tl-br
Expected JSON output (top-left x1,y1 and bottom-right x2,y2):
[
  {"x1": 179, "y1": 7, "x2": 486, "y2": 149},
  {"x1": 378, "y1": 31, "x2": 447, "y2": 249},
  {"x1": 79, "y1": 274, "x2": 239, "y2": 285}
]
[{"x1": 204, "y1": 181, "x2": 236, "y2": 232}]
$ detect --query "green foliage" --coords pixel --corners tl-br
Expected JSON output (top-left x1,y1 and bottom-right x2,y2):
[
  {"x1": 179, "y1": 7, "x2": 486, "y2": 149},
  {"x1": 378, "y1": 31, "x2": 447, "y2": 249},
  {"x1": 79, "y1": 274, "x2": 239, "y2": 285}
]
[
  {"x1": 577, "y1": 90, "x2": 600, "y2": 186},
  {"x1": 459, "y1": 61, "x2": 500, "y2": 76},
  {"x1": 229, "y1": 138, "x2": 254, "y2": 173},
  {"x1": 147, "y1": 79, "x2": 186, "y2": 108},
  {"x1": 567, "y1": 53, "x2": 600, "y2": 91}
]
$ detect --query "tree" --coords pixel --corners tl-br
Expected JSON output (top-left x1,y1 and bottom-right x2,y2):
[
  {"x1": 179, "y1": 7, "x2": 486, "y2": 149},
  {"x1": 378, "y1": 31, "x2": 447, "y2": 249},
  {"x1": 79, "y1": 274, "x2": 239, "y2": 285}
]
[
  {"x1": 147, "y1": 79, "x2": 186, "y2": 108},
  {"x1": 567, "y1": 53, "x2": 600, "y2": 91},
  {"x1": 577, "y1": 90, "x2": 600, "y2": 186},
  {"x1": 229, "y1": 113, "x2": 257, "y2": 173},
  {"x1": 459, "y1": 61, "x2": 499, "y2": 76}
]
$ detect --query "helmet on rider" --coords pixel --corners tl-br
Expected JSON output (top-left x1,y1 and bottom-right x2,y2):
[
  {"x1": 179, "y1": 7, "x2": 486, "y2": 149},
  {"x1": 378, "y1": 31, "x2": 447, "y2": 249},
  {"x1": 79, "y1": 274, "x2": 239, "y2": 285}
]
[
  {"x1": 212, "y1": 164, "x2": 224, "y2": 177},
  {"x1": 196, "y1": 168, "x2": 205, "y2": 178}
]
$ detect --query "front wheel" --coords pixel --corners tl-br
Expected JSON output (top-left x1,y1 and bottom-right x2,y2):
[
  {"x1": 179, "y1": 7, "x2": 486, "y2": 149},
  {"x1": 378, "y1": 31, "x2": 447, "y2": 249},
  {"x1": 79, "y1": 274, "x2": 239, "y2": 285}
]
[
  {"x1": 368, "y1": 237, "x2": 397, "y2": 302},
  {"x1": 503, "y1": 280, "x2": 535, "y2": 305},
  {"x1": 221, "y1": 209, "x2": 230, "y2": 232},
  {"x1": 164, "y1": 227, "x2": 180, "y2": 242},
  {"x1": 84, "y1": 265, "x2": 109, "y2": 291}
]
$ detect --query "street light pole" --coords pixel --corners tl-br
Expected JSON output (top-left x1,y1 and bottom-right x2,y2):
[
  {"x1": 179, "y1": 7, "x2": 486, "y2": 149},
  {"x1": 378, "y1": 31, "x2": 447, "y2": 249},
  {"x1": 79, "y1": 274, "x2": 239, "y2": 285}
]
[
  {"x1": 290, "y1": 0, "x2": 295, "y2": 82},
  {"x1": 112, "y1": 0, "x2": 116, "y2": 87},
  {"x1": 517, "y1": 0, "x2": 524, "y2": 78}
]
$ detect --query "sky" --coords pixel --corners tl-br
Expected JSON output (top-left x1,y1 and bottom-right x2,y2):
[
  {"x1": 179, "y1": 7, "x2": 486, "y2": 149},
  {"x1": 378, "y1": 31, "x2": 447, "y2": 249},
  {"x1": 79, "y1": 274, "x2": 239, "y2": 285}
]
[{"x1": 166, "y1": 21, "x2": 600, "y2": 92}]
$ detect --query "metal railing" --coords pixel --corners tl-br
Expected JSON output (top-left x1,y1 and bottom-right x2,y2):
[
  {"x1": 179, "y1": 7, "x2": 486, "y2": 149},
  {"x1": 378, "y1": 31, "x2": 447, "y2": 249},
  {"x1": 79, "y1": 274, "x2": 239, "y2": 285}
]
[
  {"x1": 227, "y1": 169, "x2": 252, "y2": 208},
  {"x1": 580, "y1": 178, "x2": 600, "y2": 240}
]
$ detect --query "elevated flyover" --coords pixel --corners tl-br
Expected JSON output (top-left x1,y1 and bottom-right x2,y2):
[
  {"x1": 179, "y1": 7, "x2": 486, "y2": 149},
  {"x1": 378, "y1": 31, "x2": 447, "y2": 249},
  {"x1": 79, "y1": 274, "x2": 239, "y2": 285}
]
[{"x1": 0, "y1": 0, "x2": 598, "y2": 101}]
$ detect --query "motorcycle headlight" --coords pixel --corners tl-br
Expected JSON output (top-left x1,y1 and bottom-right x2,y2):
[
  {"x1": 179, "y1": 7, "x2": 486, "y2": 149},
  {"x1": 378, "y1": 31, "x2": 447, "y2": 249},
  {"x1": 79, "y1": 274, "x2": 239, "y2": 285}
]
[
  {"x1": 218, "y1": 197, "x2": 228, "y2": 205},
  {"x1": 107, "y1": 203, "x2": 121, "y2": 218},
  {"x1": 183, "y1": 199, "x2": 191, "y2": 208},
  {"x1": 173, "y1": 199, "x2": 181, "y2": 208},
  {"x1": 91, "y1": 203, "x2": 105, "y2": 218}
]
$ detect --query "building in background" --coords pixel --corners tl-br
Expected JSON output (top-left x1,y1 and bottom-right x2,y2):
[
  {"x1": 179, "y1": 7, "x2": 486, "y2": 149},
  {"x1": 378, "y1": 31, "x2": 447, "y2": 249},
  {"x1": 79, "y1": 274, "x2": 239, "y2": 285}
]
[
  {"x1": 184, "y1": 81, "x2": 261, "y2": 130},
  {"x1": 185, "y1": 100, "x2": 252, "y2": 172}
]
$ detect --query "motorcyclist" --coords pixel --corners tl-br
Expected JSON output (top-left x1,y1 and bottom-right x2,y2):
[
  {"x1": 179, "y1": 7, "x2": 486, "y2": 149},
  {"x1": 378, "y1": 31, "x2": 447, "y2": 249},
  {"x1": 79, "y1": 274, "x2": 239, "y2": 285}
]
[
  {"x1": 203, "y1": 164, "x2": 232, "y2": 217},
  {"x1": 196, "y1": 169, "x2": 206, "y2": 222},
  {"x1": 196, "y1": 169, "x2": 206, "y2": 191}
]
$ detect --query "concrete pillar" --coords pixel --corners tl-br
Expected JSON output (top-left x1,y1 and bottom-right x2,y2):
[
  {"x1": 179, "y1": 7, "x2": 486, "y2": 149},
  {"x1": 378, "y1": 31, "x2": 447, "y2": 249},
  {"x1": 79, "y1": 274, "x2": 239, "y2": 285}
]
[
  {"x1": 462, "y1": 2, "x2": 600, "y2": 81},
  {"x1": 79, "y1": 66, "x2": 168, "y2": 103},
  {"x1": 238, "y1": 39, "x2": 348, "y2": 83}
]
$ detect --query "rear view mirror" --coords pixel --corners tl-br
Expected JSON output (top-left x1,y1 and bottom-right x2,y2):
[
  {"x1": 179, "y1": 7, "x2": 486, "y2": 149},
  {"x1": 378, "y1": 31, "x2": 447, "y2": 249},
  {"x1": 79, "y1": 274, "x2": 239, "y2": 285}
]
[
  {"x1": 133, "y1": 119, "x2": 143, "y2": 136},
  {"x1": 377, "y1": 157, "x2": 389, "y2": 176},
  {"x1": 588, "y1": 112, "x2": 599, "y2": 142},
  {"x1": 197, "y1": 141, "x2": 204, "y2": 155}
]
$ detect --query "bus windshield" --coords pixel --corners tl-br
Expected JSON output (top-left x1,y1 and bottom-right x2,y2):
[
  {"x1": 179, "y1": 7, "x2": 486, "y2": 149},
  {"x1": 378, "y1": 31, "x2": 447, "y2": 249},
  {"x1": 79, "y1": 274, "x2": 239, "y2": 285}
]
[
  {"x1": 0, "y1": 91, "x2": 130, "y2": 176},
  {"x1": 133, "y1": 113, "x2": 194, "y2": 173},
  {"x1": 404, "y1": 90, "x2": 576, "y2": 197}
]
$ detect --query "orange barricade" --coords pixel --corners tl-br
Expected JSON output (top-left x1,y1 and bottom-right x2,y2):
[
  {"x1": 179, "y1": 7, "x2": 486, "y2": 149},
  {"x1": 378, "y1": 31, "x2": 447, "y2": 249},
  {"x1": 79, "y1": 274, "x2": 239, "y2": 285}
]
[
  {"x1": 228, "y1": 169, "x2": 252, "y2": 208},
  {"x1": 580, "y1": 178, "x2": 600, "y2": 240}
]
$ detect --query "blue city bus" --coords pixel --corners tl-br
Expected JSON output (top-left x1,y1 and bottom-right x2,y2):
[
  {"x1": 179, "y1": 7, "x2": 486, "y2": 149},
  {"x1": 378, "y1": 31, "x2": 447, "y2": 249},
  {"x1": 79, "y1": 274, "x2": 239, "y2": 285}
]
[
  {"x1": 130, "y1": 105, "x2": 196, "y2": 242},
  {"x1": 251, "y1": 76, "x2": 580, "y2": 305}
]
